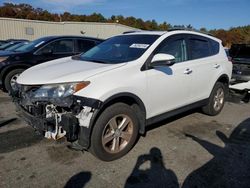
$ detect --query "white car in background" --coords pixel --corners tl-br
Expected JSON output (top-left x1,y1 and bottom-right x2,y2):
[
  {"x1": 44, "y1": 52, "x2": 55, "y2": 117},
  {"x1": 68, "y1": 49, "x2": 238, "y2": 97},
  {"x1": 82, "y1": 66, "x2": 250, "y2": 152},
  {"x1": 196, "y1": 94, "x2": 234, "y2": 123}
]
[{"x1": 12, "y1": 30, "x2": 232, "y2": 161}]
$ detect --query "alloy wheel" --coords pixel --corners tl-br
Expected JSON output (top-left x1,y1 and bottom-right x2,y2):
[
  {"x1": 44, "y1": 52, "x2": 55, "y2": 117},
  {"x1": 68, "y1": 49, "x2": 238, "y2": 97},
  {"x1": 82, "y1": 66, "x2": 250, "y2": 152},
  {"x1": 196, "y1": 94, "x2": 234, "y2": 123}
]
[
  {"x1": 213, "y1": 87, "x2": 224, "y2": 111},
  {"x1": 102, "y1": 114, "x2": 133, "y2": 154}
]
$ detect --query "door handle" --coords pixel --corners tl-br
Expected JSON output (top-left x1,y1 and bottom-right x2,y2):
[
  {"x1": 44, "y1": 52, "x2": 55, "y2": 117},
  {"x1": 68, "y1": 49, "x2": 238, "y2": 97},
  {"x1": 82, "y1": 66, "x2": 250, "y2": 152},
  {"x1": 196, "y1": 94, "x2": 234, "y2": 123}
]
[
  {"x1": 214, "y1": 64, "x2": 220, "y2": 69},
  {"x1": 184, "y1": 68, "x2": 193, "y2": 74}
]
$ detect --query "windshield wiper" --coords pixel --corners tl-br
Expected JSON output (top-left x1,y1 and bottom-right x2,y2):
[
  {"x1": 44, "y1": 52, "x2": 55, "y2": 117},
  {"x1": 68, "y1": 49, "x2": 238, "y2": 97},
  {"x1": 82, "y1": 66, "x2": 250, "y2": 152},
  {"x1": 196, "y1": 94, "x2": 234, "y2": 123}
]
[
  {"x1": 81, "y1": 58, "x2": 108, "y2": 64},
  {"x1": 91, "y1": 59, "x2": 108, "y2": 64}
]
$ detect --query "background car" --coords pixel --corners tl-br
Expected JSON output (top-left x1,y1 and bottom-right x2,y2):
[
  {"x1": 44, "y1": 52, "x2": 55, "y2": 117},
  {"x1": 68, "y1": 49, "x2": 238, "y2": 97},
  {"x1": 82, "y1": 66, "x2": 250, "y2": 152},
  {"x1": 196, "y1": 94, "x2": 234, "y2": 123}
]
[
  {"x1": 0, "y1": 41, "x2": 29, "y2": 53},
  {"x1": 230, "y1": 44, "x2": 250, "y2": 82},
  {"x1": 0, "y1": 40, "x2": 7, "y2": 46},
  {"x1": 0, "y1": 40, "x2": 29, "y2": 50},
  {"x1": 0, "y1": 35, "x2": 104, "y2": 92}
]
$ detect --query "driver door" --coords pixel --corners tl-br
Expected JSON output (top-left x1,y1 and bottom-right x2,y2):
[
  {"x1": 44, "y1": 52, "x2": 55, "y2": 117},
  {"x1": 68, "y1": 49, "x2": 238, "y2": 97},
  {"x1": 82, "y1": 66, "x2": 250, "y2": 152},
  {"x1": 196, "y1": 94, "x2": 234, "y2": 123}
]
[{"x1": 146, "y1": 35, "x2": 194, "y2": 118}]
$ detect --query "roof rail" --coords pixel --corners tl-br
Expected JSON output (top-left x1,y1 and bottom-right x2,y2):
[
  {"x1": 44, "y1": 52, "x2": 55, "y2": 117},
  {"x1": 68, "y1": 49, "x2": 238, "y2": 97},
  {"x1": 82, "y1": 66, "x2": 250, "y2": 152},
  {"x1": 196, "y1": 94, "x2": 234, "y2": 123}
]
[
  {"x1": 123, "y1": 30, "x2": 141, "y2": 34},
  {"x1": 168, "y1": 27, "x2": 213, "y2": 36}
]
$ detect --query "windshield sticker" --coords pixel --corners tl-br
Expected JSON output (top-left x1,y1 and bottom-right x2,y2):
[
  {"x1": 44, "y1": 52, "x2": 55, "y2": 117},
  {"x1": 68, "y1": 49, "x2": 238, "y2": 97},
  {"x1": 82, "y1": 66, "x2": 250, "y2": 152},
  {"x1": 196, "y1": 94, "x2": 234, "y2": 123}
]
[
  {"x1": 35, "y1": 41, "x2": 45, "y2": 48},
  {"x1": 130, "y1": 44, "x2": 150, "y2": 49}
]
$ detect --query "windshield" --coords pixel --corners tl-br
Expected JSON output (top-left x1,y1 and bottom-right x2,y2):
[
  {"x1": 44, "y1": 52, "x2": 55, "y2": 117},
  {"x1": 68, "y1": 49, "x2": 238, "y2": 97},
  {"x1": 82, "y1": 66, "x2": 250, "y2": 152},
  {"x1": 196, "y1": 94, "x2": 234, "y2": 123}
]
[
  {"x1": 230, "y1": 44, "x2": 250, "y2": 59},
  {"x1": 5, "y1": 42, "x2": 29, "y2": 51},
  {"x1": 80, "y1": 34, "x2": 160, "y2": 64},
  {"x1": 0, "y1": 42, "x2": 15, "y2": 50},
  {"x1": 15, "y1": 38, "x2": 47, "y2": 52}
]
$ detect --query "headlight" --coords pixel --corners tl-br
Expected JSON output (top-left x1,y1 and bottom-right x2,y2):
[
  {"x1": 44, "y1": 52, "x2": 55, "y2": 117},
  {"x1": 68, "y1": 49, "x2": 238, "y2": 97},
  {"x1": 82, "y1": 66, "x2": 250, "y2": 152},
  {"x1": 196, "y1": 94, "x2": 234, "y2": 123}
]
[
  {"x1": 0, "y1": 56, "x2": 8, "y2": 63},
  {"x1": 32, "y1": 82, "x2": 90, "y2": 107}
]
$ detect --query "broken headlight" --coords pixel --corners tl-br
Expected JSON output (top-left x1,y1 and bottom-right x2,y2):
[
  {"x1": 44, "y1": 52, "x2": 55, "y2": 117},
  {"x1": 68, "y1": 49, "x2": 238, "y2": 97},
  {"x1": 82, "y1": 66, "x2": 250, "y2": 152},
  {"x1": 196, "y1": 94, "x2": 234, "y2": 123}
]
[{"x1": 31, "y1": 82, "x2": 90, "y2": 106}]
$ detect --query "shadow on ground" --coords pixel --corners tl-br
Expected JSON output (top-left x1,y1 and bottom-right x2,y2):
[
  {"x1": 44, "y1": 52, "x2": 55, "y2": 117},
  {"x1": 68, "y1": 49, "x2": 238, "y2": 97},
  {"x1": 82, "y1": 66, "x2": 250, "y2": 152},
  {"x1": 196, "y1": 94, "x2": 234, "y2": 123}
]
[
  {"x1": 0, "y1": 118, "x2": 17, "y2": 128},
  {"x1": 0, "y1": 126, "x2": 43, "y2": 153},
  {"x1": 64, "y1": 172, "x2": 91, "y2": 188},
  {"x1": 146, "y1": 108, "x2": 198, "y2": 132},
  {"x1": 183, "y1": 118, "x2": 250, "y2": 187},
  {"x1": 62, "y1": 118, "x2": 250, "y2": 188},
  {"x1": 125, "y1": 147, "x2": 179, "y2": 188}
]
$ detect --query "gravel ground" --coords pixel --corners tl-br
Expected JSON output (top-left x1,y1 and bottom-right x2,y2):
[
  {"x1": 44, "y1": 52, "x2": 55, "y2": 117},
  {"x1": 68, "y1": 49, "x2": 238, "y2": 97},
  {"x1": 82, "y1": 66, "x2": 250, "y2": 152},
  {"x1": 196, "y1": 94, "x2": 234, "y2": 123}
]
[{"x1": 0, "y1": 91, "x2": 249, "y2": 188}]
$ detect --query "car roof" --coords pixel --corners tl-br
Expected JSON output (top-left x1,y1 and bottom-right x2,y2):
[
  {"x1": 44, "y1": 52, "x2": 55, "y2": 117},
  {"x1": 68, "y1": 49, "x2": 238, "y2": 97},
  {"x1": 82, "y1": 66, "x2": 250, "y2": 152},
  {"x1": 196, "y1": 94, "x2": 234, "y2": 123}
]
[
  {"x1": 123, "y1": 30, "x2": 221, "y2": 42},
  {"x1": 38, "y1": 35, "x2": 104, "y2": 42}
]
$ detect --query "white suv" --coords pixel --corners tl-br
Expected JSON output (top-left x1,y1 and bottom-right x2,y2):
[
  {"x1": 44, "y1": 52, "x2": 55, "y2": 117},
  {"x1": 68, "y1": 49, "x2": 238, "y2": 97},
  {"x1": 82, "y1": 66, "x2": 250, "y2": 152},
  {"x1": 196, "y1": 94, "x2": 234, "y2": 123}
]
[{"x1": 13, "y1": 30, "x2": 232, "y2": 161}]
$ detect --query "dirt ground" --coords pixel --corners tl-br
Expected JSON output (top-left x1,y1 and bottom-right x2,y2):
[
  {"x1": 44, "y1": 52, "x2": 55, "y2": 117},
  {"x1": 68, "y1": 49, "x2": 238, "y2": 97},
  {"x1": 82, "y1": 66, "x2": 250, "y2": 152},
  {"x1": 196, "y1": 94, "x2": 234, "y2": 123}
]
[{"x1": 0, "y1": 91, "x2": 250, "y2": 188}]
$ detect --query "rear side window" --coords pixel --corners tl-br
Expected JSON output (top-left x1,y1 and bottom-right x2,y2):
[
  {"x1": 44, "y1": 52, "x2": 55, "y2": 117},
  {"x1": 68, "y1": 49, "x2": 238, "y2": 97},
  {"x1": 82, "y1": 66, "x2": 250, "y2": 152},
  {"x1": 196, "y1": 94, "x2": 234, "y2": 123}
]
[
  {"x1": 76, "y1": 40, "x2": 97, "y2": 53},
  {"x1": 190, "y1": 38, "x2": 210, "y2": 59},
  {"x1": 189, "y1": 36, "x2": 219, "y2": 60},
  {"x1": 209, "y1": 39, "x2": 220, "y2": 55}
]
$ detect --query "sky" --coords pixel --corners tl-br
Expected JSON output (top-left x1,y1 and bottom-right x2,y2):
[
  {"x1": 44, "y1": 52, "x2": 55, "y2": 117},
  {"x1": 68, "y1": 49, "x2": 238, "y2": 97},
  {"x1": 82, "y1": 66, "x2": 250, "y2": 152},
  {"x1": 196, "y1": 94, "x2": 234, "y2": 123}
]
[{"x1": 1, "y1": 0, "x2": 250, "y2": 29}]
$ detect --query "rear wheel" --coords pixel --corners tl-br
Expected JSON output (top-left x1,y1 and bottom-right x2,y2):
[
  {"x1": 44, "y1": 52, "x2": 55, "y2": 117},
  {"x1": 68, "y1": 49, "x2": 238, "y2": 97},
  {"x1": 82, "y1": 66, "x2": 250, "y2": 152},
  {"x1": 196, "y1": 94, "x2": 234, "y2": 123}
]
[
  {"x1": 4, "y1": 69, "x2": 24, "y2": 92},
  {"x1": 90, "y1": 103, "x2": 139, "y2": 161},
  {"x1": 202, "y1": 82, "x2": 226, "y2": 116}
]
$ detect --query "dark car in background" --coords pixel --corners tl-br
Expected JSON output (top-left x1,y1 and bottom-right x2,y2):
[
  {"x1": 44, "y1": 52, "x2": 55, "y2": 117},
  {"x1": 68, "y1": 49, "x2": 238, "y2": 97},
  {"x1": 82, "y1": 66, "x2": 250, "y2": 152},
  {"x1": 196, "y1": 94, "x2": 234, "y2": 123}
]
[
  {"x1": 0, "y1": 40, "x2": 7, "y2": 46},
  {"x1": 0, "y1": 41, "x2": 29, "y2": 54},
  {"x1": 0, "y1": 40, "x2": 29, "y2": 50},
  {"x1": 0, "y1": 36, "x2": 103, "y2": 92},
  {"x1": 230, "y1": 44, "x2": 250, "y2": 82}
]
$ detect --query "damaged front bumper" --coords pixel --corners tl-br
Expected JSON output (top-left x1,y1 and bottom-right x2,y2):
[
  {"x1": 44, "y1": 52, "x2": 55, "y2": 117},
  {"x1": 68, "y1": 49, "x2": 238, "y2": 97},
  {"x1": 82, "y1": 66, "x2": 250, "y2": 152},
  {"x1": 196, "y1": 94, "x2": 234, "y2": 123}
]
[{"x1": 12, "y1": 87, "x2": 102, "y2": 149}]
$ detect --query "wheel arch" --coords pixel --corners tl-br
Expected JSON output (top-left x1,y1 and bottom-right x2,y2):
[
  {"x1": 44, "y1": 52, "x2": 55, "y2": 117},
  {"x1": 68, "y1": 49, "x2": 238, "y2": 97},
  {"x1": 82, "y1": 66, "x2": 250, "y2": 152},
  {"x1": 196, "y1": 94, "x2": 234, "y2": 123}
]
[
  {"x1": 90, "y1": 92, "x2": 147, "y2": 135},
  {"x1": 1, "y1": 64, "x2": 30, "y2": 90},
  {"x1": 216, "y1": 74, "x2": 230, "y2": 86},
  {"x1": 215, "y1": 74, "x2": 230, "y2": 97}
]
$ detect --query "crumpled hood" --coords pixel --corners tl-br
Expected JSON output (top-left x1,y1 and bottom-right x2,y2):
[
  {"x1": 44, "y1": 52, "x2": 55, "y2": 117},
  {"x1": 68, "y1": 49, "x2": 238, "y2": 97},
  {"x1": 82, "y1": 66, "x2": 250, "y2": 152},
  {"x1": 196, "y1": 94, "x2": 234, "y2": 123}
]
[{"x1": 17, "y1": 57, "x2": 125, "y2": 85}]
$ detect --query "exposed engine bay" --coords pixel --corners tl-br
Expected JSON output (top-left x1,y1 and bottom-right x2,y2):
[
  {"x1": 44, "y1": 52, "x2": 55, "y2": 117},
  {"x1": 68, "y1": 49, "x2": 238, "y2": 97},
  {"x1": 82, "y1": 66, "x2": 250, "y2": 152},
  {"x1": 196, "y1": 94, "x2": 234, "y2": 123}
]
[{"x1": 11, "y1": 84, "x2": 102, "y2": 149}]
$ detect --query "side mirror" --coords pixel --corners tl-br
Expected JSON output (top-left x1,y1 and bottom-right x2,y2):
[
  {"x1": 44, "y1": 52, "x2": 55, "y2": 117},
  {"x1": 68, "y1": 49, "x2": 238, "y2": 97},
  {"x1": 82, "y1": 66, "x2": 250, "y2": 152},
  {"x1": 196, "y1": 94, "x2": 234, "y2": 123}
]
[{"x1": 151, "y1": 53, "x2": 176, "y2": 67}]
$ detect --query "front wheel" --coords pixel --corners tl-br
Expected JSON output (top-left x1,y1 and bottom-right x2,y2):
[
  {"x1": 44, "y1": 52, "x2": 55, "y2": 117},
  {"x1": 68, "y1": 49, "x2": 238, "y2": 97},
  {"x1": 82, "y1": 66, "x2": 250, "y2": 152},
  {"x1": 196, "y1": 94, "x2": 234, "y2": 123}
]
[
  {"x1": 90, "y1": 103, "x2": 139, "y2": 161},
  {"x1": 4, "y1": 69, "x2": 24, "y2": 92},
  {"x1": 202, "y1": 82, "x2": 226, "y2": 116}
]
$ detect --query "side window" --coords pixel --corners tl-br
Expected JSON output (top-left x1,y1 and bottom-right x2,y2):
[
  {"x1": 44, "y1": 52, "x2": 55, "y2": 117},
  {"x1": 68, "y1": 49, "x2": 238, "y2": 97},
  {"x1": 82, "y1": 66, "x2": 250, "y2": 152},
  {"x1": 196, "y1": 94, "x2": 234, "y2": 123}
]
[
  {"x1": 76, "y1": 40, "x2": 96, "y2": 53},
  {"x1": 209, "y1": 39, "x2": 219, "y2": 55},
  {"x1": 189, "y1": 38, "x2": 210, "y2": 59},
  {"x1": 38, "y1": 39, "x2": 73, "y2": 54},
  {"x1": 157, "y1": 38, "x2": 187, "y2": 63}
]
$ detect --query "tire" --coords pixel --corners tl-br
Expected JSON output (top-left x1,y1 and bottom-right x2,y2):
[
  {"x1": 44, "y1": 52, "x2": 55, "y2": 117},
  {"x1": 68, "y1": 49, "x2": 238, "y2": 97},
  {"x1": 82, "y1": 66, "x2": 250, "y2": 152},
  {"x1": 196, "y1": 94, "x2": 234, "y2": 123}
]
[
  {"x1": 90, "y1": 103, "x2": 139, "y2": 161},
  {"x1": 4, "y1": 69, "x2": 24, "y2": 93},
  {"x1": 202, "y1": 82, "x2": 226, "y2": 116}
]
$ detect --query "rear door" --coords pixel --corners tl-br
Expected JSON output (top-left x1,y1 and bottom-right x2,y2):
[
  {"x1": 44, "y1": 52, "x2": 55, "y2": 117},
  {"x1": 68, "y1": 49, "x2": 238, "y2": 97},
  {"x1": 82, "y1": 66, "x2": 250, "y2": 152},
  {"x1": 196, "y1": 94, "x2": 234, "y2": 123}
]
[{"x1": 186, "y1": 35, "x2": 221, "y2": 101}]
